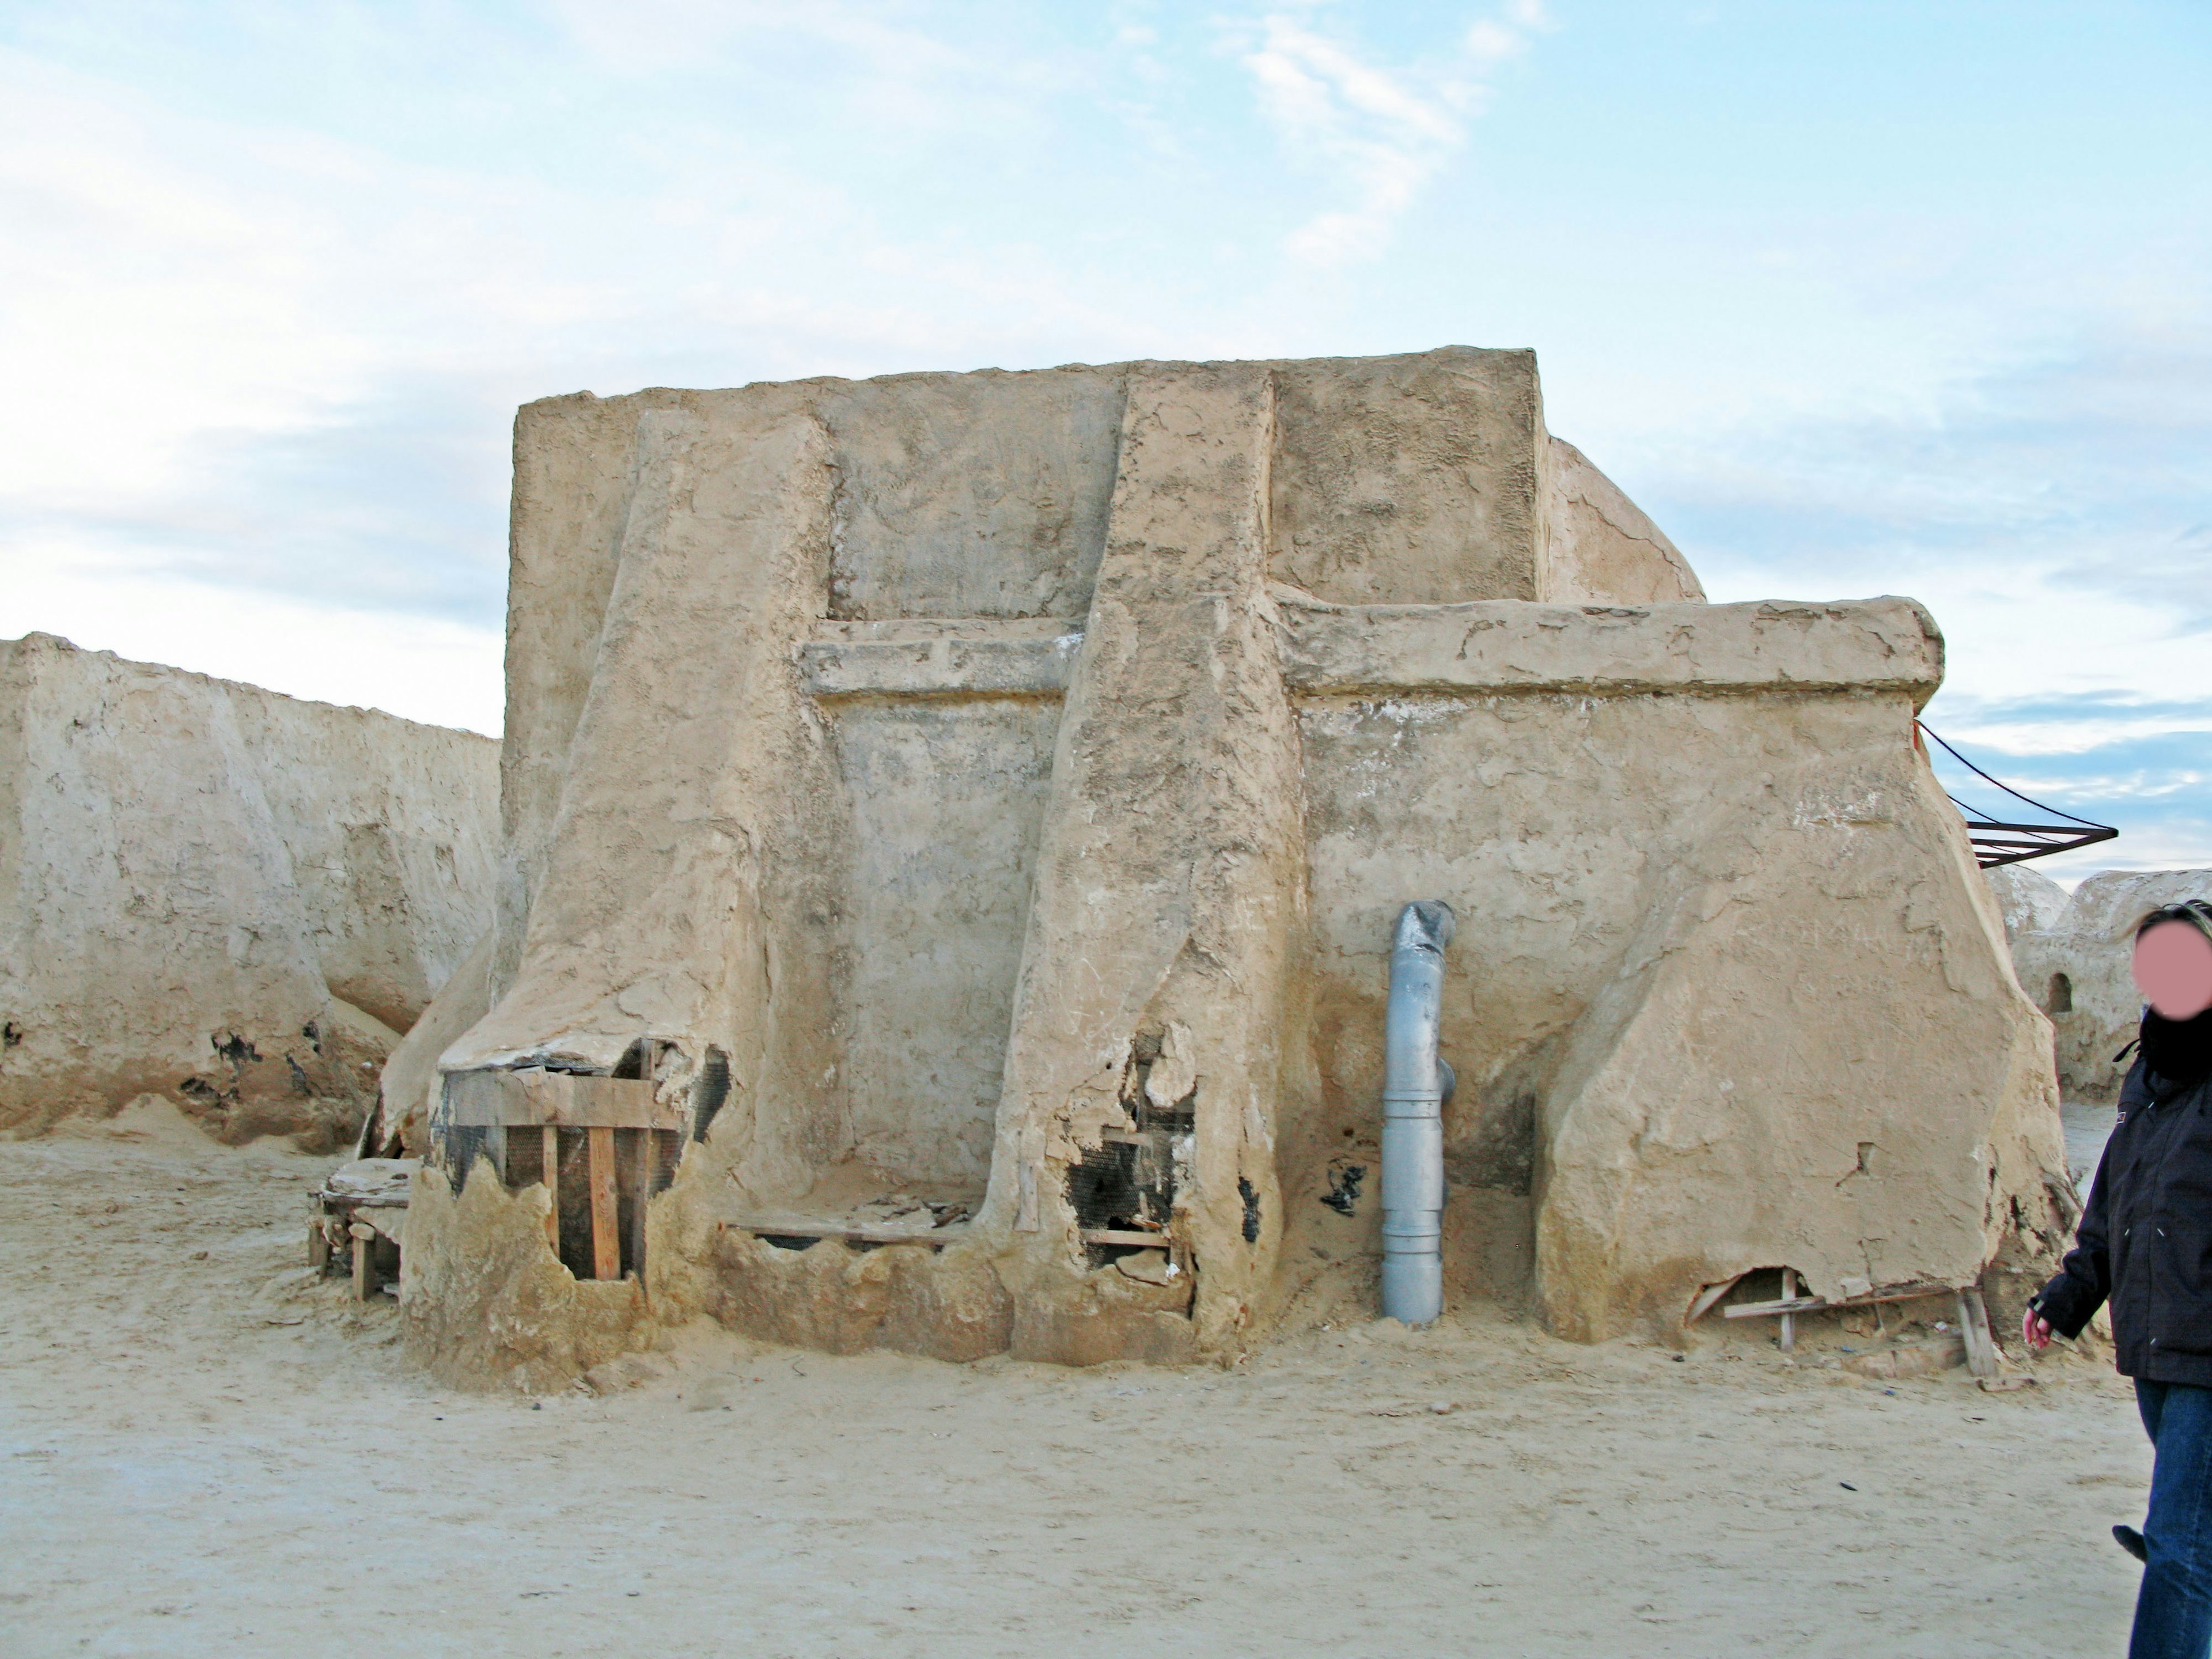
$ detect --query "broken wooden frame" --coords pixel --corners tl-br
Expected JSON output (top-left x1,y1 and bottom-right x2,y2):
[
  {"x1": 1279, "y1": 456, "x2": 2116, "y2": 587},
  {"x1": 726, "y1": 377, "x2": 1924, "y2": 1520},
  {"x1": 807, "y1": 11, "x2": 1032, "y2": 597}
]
[
  {"x1": 1685, "y1": 1271, "x2": 2002, "y2": 1381},
  {"x1": 308, "y1": 1180, "x2": 408, "y2": 1301},
  {"x1": 443, "y1": 1069, "x2": 687, "y2": 1283}
]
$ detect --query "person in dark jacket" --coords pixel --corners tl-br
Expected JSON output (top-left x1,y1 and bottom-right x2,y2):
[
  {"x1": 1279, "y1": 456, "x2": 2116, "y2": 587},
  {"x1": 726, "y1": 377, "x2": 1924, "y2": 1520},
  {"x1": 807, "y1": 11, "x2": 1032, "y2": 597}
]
[{"x1": 2029, "y1": 899, "x2": 2212, "y2": 1659}]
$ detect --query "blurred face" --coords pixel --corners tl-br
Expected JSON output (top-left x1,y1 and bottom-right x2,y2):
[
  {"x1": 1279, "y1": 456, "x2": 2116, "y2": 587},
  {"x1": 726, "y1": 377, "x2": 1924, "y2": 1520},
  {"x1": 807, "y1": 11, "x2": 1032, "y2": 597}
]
[{"x1": 2135, "y1": 920, "x2": 2212, "y2": 1021}]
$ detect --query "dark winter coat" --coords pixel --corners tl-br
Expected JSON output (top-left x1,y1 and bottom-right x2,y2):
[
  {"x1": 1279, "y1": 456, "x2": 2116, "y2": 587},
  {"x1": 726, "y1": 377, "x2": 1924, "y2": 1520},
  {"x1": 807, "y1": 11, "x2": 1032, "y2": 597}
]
[{"x1": 2036, "y1": 1055, "x2": 2212, "y2": 1385}]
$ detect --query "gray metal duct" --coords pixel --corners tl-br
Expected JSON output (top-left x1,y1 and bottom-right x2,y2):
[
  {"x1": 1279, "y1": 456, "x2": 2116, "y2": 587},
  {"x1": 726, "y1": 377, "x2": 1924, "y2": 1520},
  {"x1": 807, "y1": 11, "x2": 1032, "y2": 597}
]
[{"x1": 1380, "y1": 900, "x2": 1456, "y2": 1324}]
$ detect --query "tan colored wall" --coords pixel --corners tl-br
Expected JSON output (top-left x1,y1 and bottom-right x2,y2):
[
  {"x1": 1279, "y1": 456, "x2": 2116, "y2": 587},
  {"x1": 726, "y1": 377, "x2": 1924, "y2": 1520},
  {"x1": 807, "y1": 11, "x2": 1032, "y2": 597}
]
[
  {"x1": 1542, "y1": 437, "x2": 1705, "y2": 604},
  {"x1": 0, "y1": 634, "x2": 498, "y2": 1146},
  {"x1": 404, "y1": 349, "x2": 2069, "y2": 1384},
  {"x1": 832, "y1": 695, "x2": 1060, "y2": 1192}
]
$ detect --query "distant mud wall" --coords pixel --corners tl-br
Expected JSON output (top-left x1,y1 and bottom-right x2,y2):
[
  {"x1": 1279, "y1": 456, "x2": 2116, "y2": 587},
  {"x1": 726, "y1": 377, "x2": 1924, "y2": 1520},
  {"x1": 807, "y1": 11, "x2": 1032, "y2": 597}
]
[
  {"x1": 403, "y1": 348, "x2": 2067, "y2": 1385},
  {"x1": 1988, "y1": 863, "x2": 2212, "y2": 1102},
  {"x1": 0, "y1": 634, "x2": 498, "y2": 1146}
]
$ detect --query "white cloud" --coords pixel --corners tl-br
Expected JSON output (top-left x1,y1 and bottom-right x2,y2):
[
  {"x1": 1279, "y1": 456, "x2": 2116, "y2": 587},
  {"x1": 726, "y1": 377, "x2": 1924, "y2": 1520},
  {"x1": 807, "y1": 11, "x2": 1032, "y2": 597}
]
[
  {"x1": 1463, "y1": 21, "x2": 1526, "y2": 67},
  {"x1": 1238, "y1": 8, "x2": 1541, "y2": 267}
]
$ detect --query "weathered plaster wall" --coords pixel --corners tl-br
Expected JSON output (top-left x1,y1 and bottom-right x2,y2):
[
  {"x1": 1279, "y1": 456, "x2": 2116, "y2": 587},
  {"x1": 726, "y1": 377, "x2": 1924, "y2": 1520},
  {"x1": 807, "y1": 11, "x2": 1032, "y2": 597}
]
[
  {"x1": 1269, "y1": 349, "x2": 1544, "y2": 604},
  {"x1": 376, "y1": 929, "x2": 495, "y2": 1154},
  {"x1": 405, "y1": 348, "x2": 2067, "y2": 1385},
  {"x1": 1542, "y1": 437, "x2": 1705, "y2": 605},
  {"x1": 0, "y1": 633, "x2": 498, "y2": 1145},
  {"x1": 831, "y1": 694, "x2": 1060, "y2": 1194},
  {"x1": 1274, "y1": 598, "x2": 2062, "y2": 1339}
]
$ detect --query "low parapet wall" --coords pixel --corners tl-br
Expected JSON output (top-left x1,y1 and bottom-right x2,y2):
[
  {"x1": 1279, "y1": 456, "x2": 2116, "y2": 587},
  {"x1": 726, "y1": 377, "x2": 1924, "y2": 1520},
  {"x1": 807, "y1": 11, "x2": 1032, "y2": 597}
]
[{"x1": 399, "y1": 351, "x2": 2068, "y2": 1385}]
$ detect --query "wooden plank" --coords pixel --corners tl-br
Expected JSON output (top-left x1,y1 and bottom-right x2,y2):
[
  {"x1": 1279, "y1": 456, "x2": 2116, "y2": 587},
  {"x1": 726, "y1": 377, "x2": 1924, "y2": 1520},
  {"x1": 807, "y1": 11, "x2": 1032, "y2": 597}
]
[
  {"x1": 1724, "y1": 1297, "x2": 1828, "y2": 1319},
  {"x1": 627, "y1": 1127, "x2": 650, "y2": 1278},
  {"x1": 1779, "y1": 1267, "x2": 1797, "y2": 1354},
  {"x1": 1722, "y1": 1280, "x2": 1960, "y2": 1320},
  {"x1": 541, "y1": 1126, "x2": 560, "y2": 1253},
  {"x1": 588, "y1": 1127, "x2": 620, "y2": 1281},
  {"x1": 1684, "y1": 1274, "x2": 1745, "y2": 1325},
  {"x1": 350, "y1": 1221, "x2": 375, "y2": 1300},
  {"x1": 1959, "y1": 1288, "x2": 1999, "y2": 1380},
  {"x1": 718, "y1": 1219, "x2": 969, "y2": 1248},
  {"x1": 443, "y1": 1068, "x2": 686, "y2": 1132},
  {"x1": 1080, "y1": 1228, "x2": 1173, "y2": 1249}
]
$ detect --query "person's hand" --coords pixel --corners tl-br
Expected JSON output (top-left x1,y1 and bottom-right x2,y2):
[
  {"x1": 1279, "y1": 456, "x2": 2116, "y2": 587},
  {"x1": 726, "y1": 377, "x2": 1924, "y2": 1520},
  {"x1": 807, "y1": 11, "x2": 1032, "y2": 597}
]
[{"x1": 2023, "y1": 1307, "x2": 2054, "y2": 1351}]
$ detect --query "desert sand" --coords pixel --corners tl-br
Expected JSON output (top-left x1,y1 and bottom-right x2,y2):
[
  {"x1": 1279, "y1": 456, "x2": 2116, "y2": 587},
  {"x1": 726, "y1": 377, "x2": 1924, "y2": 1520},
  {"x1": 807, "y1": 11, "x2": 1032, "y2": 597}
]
[{"x1": 1, "y1": 1103, "x2": 2148, "y2": 1658}]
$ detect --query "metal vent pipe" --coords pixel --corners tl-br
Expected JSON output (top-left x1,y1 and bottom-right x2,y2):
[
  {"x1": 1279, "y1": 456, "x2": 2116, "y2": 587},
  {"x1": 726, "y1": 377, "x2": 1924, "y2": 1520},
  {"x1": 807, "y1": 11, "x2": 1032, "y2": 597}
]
[{"x1": 1380, "y1": 900, "x2": 1456, "y2": 1324}]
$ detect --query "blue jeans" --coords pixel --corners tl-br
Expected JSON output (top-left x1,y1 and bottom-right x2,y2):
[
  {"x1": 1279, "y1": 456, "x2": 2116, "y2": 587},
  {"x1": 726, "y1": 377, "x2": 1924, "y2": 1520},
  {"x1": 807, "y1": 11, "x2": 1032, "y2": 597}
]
[{"x1": 2134, "y1": 1380, "x2": 2212, "y2": 1659}]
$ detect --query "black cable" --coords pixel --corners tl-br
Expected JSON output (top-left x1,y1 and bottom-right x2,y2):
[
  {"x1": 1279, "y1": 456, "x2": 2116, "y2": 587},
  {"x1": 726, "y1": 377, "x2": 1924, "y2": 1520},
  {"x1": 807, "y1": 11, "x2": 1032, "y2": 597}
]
[{"x1": 1918, "y1": 722, "x2": 2114, "y2": 831}]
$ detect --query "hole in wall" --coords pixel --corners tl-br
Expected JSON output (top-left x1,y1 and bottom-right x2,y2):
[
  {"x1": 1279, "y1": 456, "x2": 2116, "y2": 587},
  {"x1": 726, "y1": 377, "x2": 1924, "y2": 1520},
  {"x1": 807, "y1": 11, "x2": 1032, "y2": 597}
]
[
  {"x1": 502, "y1": 1125, "x2": 681, "y2": 1278},
  {"x1": 1066, "y1": 1138, "x2": 1177, "y2": 1269},
  {"x1": 1238, "y1": 1177, "x2": 1262, "y2": 1243},
  {"x1": 2047, "y1": 973, "x2": 2073, "y2": 1015},
  {"x1": 1061, "y1": 1035, "x2": 1195, "y2": 1267},
  {"x1": 1321, "y1": 1163, "x2": 1366, "y2": 1216}
]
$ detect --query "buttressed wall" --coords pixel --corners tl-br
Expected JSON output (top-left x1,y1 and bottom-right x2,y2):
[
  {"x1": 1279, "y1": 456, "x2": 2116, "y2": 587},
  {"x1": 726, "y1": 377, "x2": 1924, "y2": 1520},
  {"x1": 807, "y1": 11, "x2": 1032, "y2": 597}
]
[
  {"x1": 403, "y1": 347, "x2": 2070, "y2": 1387},
  {"x1": 0, "y1": 634, "x2": 499, "y2": 1147}
]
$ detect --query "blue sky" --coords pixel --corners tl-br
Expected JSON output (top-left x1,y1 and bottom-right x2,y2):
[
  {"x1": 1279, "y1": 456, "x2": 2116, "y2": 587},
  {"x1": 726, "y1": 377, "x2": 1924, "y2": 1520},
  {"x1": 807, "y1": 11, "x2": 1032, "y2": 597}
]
[{"x1": 1, "y1": 1, "x2": 2205, "y2": 880}]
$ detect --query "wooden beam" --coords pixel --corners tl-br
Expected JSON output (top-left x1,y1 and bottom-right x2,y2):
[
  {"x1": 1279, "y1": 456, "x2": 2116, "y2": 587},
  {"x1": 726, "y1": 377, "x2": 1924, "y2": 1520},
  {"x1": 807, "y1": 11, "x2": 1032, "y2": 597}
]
[
  {"x1": 350, "y1": 1221, "x2": 376, "y2": 1300},
  {"x1": 1684, "y1": 1274, "x2": 1745, "y2": 1325},
  {"x1": 1779, "y1": 1267, "x2": 1797, "y2": 1354},
  {"x1": 1722, "y1": 1279, "x2": 1960, "y2": 1320},
  {"x1": 1725, "y1": 1297, "x2": 1827, "y2": 1319},
  {"x1": 542, "y1": 1125, "x2": 560, "y2": 1254},
  {"x1": 718, "y1": 1219, "x2": 969, "y2": 1249},
  {"x1": 627, "y1": 1128, "x2": 650, "y2": 1278},
  {"x1": 588, "y1": 1127, "x2": 620, "y2": 1281},
  {"x1": 1959, "y1": 1288, "x2": 1999, "y2": 1380},
  {"x1": 444, "y1": 1068, "x2": 688, "y2": 1132},
  {"x1": 1080, "y1": 1228, "x2": 1174, "y2": 1249}
]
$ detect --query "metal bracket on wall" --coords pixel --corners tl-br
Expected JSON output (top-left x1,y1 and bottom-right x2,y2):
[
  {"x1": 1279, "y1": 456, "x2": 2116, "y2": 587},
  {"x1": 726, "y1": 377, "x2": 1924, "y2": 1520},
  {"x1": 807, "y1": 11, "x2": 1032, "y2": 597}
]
[{"x1": 1916, "y1": 721, "x2": 2117, "y2": 869}]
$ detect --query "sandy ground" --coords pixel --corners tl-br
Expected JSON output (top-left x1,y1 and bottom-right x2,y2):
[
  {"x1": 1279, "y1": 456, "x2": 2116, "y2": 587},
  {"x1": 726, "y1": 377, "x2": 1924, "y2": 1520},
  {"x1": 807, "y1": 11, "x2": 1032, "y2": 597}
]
[{"x1": 1, "y1": 1105, "x2": 2154, "y2": 1659}]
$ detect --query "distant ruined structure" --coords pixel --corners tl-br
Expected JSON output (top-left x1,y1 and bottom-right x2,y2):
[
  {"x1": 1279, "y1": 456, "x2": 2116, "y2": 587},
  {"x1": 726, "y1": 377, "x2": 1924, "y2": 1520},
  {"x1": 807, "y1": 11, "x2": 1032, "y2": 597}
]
[
  {"x1": 1989, "y1": 863, "x2": 2212, "y2": 1103},
  {"x1": 0, "y1": 634, "x2": 498, "y2": 1149},
  {"x1": 397, "y1": 349, "x2": 2071, "y2": 1386}
]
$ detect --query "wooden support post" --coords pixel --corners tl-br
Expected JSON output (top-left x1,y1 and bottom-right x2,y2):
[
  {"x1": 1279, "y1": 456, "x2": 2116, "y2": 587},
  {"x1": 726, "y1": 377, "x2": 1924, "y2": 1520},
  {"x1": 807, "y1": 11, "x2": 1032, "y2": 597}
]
[
  {"x1": 1779, "y1": 1267, "x2": 1797, "y2": 1354},
  {"x1": 588, "y1": 1126, "x2": 620, "y2": 1281},
  {"x1": 309, "y1": 1218, "x2": 329, "y2": 1271},
  {"x1": 1959, "y1": 1288, "x2": 1999, "y2": 1380},
  {"x1": 626, "y1": 1128, "x2": 651, "y2": 1280},
  {"x1": 351, "y1": 1221, "x2": 376, "y2": 1300},
  {"x1": 542, "y1": 1125, "x2": 561, "y2": 1253}
]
